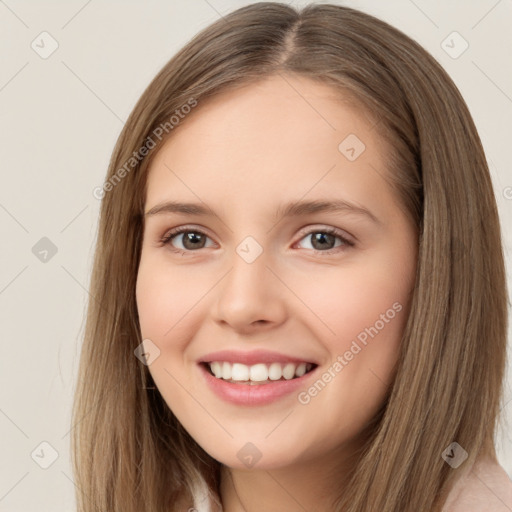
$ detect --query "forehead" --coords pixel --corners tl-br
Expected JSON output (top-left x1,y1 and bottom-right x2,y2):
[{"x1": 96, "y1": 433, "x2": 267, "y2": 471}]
[{"x1": 144, "y1": 75, "x2": 393, "y2": 218}]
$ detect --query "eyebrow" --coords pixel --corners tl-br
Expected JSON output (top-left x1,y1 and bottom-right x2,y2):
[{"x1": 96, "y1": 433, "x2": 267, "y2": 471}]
[{"x1": 144, "y1": 199, "x2": 380, "y2": 225}]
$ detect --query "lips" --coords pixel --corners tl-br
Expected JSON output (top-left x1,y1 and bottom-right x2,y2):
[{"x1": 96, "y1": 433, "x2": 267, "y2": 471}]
[
  {"x1": 196, "y1": 349, "x2": 319, "y2": 405},
  {"x1": 198, "y1": 362, "x2": 318, "y2": 405}
]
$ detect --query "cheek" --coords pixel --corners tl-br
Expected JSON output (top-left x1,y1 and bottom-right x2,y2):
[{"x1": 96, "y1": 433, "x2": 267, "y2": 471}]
[
  {"x1": 294, "y1": 255, "x2": 411, "y2": 398},
  {"x1": 135, "y1": 260, "x2": 202, "y2": 411},
  {"x1": 293, "y1": 252, "x2": 413, "y2": 430},
  {"x1": 295, "y1": 255, "x2": 410, "y2": 346},
  {"x1": 135, "y1": 257, "x2": 205, "y2": 344}
]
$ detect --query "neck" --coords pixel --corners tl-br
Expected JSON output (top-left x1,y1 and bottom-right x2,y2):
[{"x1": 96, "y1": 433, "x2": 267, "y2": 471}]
[{"x1": 218, "y1": 436, "x2": 367, "y2": 512}]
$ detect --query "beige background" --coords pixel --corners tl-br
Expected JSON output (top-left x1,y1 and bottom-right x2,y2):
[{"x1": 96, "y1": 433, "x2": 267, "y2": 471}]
[{"x1": 0, "y1": 0, "x2": 511, "y2": 510}]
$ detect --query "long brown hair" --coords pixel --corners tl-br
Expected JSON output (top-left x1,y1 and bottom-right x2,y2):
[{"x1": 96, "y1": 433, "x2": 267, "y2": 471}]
[{"x1": 70, "y1": 3, "x2": 508, "y2": 511}]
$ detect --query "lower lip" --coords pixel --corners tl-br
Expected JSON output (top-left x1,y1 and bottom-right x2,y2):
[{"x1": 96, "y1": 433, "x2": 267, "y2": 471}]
[{"x1": 198, "y1": 363, "x2": 317, "y2": 406}]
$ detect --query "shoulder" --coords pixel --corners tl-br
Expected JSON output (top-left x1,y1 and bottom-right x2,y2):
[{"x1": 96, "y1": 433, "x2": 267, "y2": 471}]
[{"x1": 443, "y1": 456, "x2": 512, "y2": 512}]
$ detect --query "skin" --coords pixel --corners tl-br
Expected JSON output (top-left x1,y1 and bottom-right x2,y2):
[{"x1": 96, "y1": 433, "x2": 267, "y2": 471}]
[{"x1": 135, "y1": 74, "x2": 418, "y2": 512}]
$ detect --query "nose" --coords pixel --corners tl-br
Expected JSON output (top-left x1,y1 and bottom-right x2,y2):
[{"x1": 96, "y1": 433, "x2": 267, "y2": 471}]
[{"x1": 211, "y1": 246, "x2": 287, "y2": 333}]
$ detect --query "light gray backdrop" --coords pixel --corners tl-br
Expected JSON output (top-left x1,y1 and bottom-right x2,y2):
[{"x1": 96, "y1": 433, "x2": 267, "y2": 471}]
[{"x1": 0, "y1": 1, "x2": 511, "y2": 510}]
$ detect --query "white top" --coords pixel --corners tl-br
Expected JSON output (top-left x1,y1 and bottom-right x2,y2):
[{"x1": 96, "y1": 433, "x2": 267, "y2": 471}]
[
  {"x1": 190, "y1": 457, "x2": 512, "y2": 511},
  {"x1": 443, "y1": 457, "x2": 512, "y2": 511}
]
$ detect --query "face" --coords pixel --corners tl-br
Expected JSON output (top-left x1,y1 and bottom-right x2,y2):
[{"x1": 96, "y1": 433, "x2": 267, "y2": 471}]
[{"x1": 135, "y1": 74, "x2": 418, "y2": 472}]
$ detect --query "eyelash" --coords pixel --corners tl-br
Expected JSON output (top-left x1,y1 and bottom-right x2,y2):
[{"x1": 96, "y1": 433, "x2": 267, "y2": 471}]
[{"x1": 159, "y1": 225, "x2": 355, "y2": 256}]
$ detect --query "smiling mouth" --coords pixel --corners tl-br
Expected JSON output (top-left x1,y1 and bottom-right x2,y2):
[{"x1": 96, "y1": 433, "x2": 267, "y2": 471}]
[{"x1": 201, "y1": 361, "x2": 318, "y2": 385}]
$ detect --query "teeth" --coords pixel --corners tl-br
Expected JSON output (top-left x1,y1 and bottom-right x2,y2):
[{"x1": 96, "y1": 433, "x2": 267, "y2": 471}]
[
  {"x1": 268, "y1": 362, "x2": 283, "y2": 381},
  {"x1": 282, "y1": 363, "x2": 296, "y2": 380},
  {"x1": 295, "y1": 362, "x2": 307, "y2": 377},
  {"x1": 207, "y1": 361, "x2": 314, "y2": 382},
  {"x1": 210, "y1": 361, "x2": 222, "y2": 378},
  {"x1": 222, "y1": 361, "x2": 231, "y2": 379},
  {"x1": 250, "y1": 363, "x2": 268, "y2": 382},
  {"x1": 231, "y1": 363, "x2": 249, "y2": 381}
]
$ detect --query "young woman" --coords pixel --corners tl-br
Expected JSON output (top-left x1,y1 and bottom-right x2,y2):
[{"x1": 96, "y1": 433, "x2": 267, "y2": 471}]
[{"x1": 71, "y1": 3, "x2": 512, "y2": 511}]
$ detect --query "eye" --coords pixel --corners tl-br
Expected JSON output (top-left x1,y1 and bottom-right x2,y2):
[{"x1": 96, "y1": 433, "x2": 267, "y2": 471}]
[
  {"x1": 160, "y1": 226, "x2": 214, "y2": 254},
  {"x1": 159, "y1": 225, "x2": 355, "y2": 255},
  {"x1": 295, "y1": 227, "x2": 354, "y2": 253}
]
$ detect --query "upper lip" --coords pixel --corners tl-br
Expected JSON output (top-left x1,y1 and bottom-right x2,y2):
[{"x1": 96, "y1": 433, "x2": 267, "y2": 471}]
[{"x1": 197, "y1": 349, "x2": 318, "y2": 366}]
